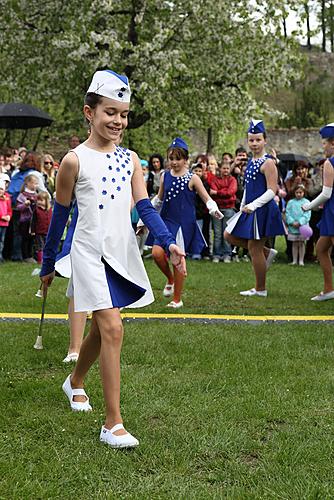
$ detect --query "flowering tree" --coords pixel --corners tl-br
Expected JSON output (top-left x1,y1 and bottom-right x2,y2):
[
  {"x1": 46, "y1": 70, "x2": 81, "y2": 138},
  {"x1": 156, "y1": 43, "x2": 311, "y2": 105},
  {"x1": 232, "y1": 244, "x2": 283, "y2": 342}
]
[{"x1": 0, "y1": 0, "x2": 303, "y2": 144}]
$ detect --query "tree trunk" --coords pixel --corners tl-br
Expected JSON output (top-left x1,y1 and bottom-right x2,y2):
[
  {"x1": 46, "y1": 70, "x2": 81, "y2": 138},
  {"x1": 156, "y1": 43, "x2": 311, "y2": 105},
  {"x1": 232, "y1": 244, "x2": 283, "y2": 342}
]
[
  {"x1": 321, "y1": 0, "x2": 326, "y2": 52},
  {"x1": 305, "y1": 3, "x2": 312, "y2": 50},
  {"x1": 206, "y1": 127, "x2": 213, "y2": 154},
  {"x1": 282, "y1": 15, "x2": 287, "y2": 39},
  {"x1": 330, "y1": 0, "x2": 334, "y2": 52}
]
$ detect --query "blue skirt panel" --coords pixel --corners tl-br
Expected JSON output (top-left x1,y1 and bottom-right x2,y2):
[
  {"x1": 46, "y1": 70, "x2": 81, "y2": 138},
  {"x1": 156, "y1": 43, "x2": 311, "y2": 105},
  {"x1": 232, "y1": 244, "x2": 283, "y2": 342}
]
[{"x1": 232, "y1": 200, "x2": 285, "y2": 239}]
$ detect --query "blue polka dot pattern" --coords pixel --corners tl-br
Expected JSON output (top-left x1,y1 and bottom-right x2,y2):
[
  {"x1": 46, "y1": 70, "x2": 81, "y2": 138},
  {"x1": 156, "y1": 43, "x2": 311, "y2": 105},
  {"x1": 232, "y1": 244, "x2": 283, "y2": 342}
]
[
  {"x1": 117, "y1": 186, "x2": 121, "y2": 191},
  {"x1": 111, "y1": 194, "x2": 115, "y2": 200},
  {"x1": 102, "y1": 177, "x2": 107, "y2": 182},
  {"x1": 102, "y1": 190, "x2": 107, "y2": 195},
  {"x1": 109, "y1": 166, "x2": 112, "y2": 170},
  {"x1": 112, "y1": 178, "x2": 116, "y2": 183},
  {"x1": 165, "y1": 172, "x2": 193, "y2": 202},
  {"x1": 99, "y1": 147, "x2": 133, "y2": 208},
  {"x1": 122, "y1": 176, "x2": 126, "y2": 181},
  {"x1": 99, "y1": 204, "x2": 104, "y2": 209},
  {"x1": 244, "y1": 155, "x2": 269, "y2": 185}
]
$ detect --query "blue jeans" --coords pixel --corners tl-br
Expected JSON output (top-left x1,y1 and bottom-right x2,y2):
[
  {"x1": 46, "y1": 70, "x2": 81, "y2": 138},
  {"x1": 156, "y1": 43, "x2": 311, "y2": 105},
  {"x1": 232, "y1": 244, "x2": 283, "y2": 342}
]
[{"x1": 212, "y1": 208, "x2": 235, "y2": 258}]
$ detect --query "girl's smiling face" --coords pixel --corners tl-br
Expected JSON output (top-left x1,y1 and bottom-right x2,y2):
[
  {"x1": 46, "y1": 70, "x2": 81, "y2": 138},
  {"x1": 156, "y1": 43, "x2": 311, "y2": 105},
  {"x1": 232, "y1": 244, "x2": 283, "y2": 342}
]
[
  {"x1": 26, "y1": 177, "x2": 39, "y2": 191},
  {"x1": 295, "y1": 187, "x2": 305, "y2": 199},
  {"x1": 168, "y1": 151, "x2": 188, "y2": 174},
  {"x1": 84, "y1": 97, "x2": 129, "y2": 143}
]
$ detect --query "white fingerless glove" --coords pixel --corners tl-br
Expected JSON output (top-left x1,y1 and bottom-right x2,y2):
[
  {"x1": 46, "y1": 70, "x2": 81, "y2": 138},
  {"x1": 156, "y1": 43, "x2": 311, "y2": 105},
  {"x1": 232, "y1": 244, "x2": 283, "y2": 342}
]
[
  {"x1": 206, "y1": 199, "x2": 224, "y2": 219},
  {"x1": 240, "y1": 190, "x2": 246, "y2": 210},
  {"x1": 245, "y1": 189, "x2": 275, "y2": 212},
  {"x1": 302, "y1": 186, "x2": 332, "y2": 211}
]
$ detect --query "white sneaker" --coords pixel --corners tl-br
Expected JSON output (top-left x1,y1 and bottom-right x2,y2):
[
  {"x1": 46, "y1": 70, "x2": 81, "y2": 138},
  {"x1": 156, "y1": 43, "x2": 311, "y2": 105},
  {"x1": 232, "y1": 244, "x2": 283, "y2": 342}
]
[
  {"x1": 242, "y1": 255, "x2": 250, "y2": 262},
  {"x1": 100, "y1": 424, "x2": 139, "y2": 448},
  {"x1": 167, "y1": 300, "x2": 184, "y2": 309},
  {"x1": 232, "y1": 255, "x2": 240, "y2": 262},
  {"x1": 311, "y1": 291, "x2": 334, "y2": 301},
  {"x1": 212, "y1": 257, "x2": 220, "y2": 263},
  {"x1": 163, "y1": 283, "x2": 174, "y2": 297},
  {"x1": 240, "y1": 288, "x2": 267, "y2": 297},
  {"x1": 266, "y1": 249, "x2": 278, "y2": 270},
  {"x1": 35, "y1": 289, "x2": 42, "y2": 298},
  {"x1": 63, "y1": 352, "x2": 79, "y2": 363},
  {"x1": 223, "y1": 256, "x2": 231, "y2": 263},
  {"x1": 62, "y1": 375, "x2": 92, "y2": 412}
]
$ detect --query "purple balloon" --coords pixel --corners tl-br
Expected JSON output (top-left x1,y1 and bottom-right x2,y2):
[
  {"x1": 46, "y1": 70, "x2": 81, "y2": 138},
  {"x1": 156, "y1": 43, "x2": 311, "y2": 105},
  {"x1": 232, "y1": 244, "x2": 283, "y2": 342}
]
[{"x1": 299, "y1": 224, "x2": 313, "y2": 239}]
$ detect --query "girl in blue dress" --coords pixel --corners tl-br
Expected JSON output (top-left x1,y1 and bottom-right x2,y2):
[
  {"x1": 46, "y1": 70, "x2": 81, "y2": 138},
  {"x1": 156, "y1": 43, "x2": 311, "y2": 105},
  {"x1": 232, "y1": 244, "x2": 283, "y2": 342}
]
[
  {"x1": 302, "y1": 122, "x2": 334, "y2": 301},
  {"x1": 225, "y1": 119, "x2": 285, "y2": 297},
  {"x1": 145, "y1": 137, "x2": 223, "y2": 308}
]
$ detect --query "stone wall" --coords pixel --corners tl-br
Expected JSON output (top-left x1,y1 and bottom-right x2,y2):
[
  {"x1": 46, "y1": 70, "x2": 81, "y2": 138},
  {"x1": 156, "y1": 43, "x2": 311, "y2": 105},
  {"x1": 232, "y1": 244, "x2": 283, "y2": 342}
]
[{"x1": 236, "y1": 128, "x2": 323, "y2": 161}]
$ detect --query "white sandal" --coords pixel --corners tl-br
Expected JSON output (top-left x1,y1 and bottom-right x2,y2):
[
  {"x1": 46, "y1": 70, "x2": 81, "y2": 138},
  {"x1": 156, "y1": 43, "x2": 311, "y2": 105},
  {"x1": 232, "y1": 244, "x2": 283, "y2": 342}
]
[
  {"x1": 62, "y1": 375, "x2": 92, "y2": 412},
  {"x1": 163, "y1": 283, "x2": 174, "y2": 297},
  {"x1": 166, "y1": 300, "x2": 183, "y2": 309},
  {"x1": 62, "y1": 352, "x2": 79, "y2": 363},
  {"x1": 100, "y1": 423, "x2": 139, "y2": 448}
]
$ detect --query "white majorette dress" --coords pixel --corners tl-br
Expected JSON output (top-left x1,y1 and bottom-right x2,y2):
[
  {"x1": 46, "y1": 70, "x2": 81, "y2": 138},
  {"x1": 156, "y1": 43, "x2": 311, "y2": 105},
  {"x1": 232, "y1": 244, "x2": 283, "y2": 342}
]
[{"x1": 55, "y1": 143, "x2": 154, "y2": 312}]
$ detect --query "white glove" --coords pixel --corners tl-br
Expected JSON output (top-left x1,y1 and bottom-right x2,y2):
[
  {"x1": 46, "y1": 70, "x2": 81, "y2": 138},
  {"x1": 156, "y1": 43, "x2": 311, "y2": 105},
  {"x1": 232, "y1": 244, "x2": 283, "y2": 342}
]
[
  {"x1": 151, "y1": 195, "x2": 163, "y2": 212},
  {"x1": 245, "y1": 189, "x2": 275, "y2": 212},
  {"x1": 302, "y1": 186, "x2": 332, "y2": 211},
  {"x1": 206, "y1": 199, "x2": 224, "y2": 219}
]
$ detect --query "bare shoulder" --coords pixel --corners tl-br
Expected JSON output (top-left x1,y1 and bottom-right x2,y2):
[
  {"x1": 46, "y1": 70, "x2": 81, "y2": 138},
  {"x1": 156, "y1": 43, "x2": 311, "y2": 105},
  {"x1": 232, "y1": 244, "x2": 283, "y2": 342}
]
[
  {"x1": 261, "y1": 157, "x2": 276, "y2": 172},
  {"x1": 59, "y1": 151, "x2": 79, "y2": 176}
]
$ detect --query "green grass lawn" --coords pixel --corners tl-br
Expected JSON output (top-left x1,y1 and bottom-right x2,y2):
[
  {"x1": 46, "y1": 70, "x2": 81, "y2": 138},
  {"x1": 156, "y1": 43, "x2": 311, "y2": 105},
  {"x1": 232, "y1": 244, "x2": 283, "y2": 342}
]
[{"x1": 1, "y1": 239, "x2": 334, "y2": 498}]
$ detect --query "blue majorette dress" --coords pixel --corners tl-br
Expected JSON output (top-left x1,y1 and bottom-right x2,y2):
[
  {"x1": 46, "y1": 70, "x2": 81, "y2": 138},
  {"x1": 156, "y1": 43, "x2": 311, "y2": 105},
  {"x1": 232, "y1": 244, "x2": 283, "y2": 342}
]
[
  {"x1": 318, "y1": 157, "x2": 334, "y2": 236},
  {"x1": 226, "y1": 154, "x2": 285, "y2": 239},
  {"x1": 146, "y1": 170, "x2": 206, "y2": 254},
  {"x1": 55, "y1": 143, "x2": 154, "y2": 312}
]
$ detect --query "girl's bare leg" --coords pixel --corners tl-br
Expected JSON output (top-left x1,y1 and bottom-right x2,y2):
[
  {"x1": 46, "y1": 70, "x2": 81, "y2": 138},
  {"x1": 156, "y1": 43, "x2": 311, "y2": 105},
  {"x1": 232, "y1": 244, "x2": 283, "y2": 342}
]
[
  {"x1": 152, "y1": 244, "x2": 174, "y2": 284},
  {"x1": 224, "y1": 231, "x2": 248, "y2": 250},
  {"x1": 173, "y1": 266, "x2": 185, "y2": 302},
  {"x1": 248, "y1": 239, "x2": 266, "y2": 291},
  {"x1": 67, "y1": 297, "x2": 87, "y2": 354},
  {"x1": 70, "y1": 313, "x2": 101, "y2": 402},
  {"x1": 316, "y1": 236, "x2": 334, "y2": 293}
]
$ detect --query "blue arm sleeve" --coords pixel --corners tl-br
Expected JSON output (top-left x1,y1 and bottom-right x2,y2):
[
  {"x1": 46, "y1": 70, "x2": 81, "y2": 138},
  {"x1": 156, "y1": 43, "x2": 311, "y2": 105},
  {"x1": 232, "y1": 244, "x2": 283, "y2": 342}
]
[
  {"x1": 136, "y1": 198, "x2": 176, "y2": 251},
  {"x1": 40, "y1": 201, "x2": 71, "y2": 277}
]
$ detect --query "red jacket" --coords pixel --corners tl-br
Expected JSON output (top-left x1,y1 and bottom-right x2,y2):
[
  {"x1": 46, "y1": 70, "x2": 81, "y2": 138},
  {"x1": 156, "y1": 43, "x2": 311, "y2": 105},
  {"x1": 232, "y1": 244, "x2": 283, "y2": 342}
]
[
  {"x1": 31, "y1": 206, "x2": 52, "y2": 235},
  {"x1": 208, "y1": 174, "x2": 237, "y2": 209}
]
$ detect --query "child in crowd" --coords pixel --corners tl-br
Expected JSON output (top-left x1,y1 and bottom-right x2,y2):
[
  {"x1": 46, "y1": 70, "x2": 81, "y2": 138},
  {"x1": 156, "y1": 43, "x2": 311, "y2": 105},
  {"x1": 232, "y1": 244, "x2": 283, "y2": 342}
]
[
  {"x1": 285, "y1": 184, "x2": 311, "y2": 266},
  {"x1": 40, "y1": 69, "x2": 186, "y2": 449},
  {"x1": 31, "y1": 191, "x2": 52, "y2": 264},
  {"x1": 147, "y1": 154, "x2": 164, "y2": 197},
  {"x1": 225, "y1": 119, "x2": 284, "y2": 297},
  {"x1": 209, "y1": 161, "x2": 237, "y2": 263},
  {"x1": 0, "y1": 180, "x2": 12, "y2": 262},
  {"x1": 191, "y1": 163, "x2": 210, "y2": 260},
  {"x1": 16, "y1": 174, "x2": 39, "y2": 263},
  {"x1": 144, "y1": 137, "x2": 223, "y2": 308},
  {"x1": 302, "y1": 122, "x2": 334, "y2": 301}
]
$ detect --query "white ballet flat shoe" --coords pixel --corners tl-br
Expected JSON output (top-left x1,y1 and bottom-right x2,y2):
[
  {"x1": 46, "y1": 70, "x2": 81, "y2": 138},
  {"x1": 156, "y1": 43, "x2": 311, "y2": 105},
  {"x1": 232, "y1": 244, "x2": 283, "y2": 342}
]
[
  {"x1": 240, "y1": 288, "x2": 267, "y2": 297},
  {"x1": 266, "y1": 248, "x2": 277, "y2": 270},
  {"x1": 311, "y1": 291, "x2": 334, "y2": 302},
  {"x1": 62, "y1": 375, "x2": 92, "y2": 412},
  {"x1": 166, "y1": 300, "x2": 184, "y2": 308},
  {"x1": 163, "y1": 283, "x2": 174, "y2": 297},
  {"x1": 62, "y1": 352, "x2": 79, "y2": 363},
  {"x1": 100, "y1": 424, "x2": 139, "y2": 448}
]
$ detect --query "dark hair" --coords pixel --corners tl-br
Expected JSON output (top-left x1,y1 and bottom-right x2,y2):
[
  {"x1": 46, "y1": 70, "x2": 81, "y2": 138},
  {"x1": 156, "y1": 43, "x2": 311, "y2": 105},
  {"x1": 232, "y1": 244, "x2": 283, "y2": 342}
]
[
  {"x1": 195, "y1": 154, "x2": 207, "y2": 164},
  {"x1": 191, "y1": 162, "x2": 203, "y2": 171},
  {"x1": 293, "y1": 183, "x2": 305, "y2": 194},
  {"x1": 222, "y1": 152, "x2": 233, "y2": 160},
  {"x1": 84, "y1": 93, "x2": 103, "y2": 124},
  {"x1": 235, "y1": 146, "x2": 247, "y2": 156},
  {"x1": 293, "y1": 160, "x2": 308, "y2": 174},
  {"x1": 167, "y1": 146, "x2": 189, "y2": 160},
  {"x1": 20, "y1": 151, "x2": 41, "y2": 172},
  {"x1": 148, "y1": 154, "x2": 164, "y2": 172}
]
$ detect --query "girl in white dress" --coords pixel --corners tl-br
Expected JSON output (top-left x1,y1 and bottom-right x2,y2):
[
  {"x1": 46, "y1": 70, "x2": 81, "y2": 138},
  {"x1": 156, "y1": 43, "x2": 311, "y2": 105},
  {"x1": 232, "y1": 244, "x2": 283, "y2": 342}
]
[{"x1": 40, "y1": 70, "x2": 186, "y2": 448}]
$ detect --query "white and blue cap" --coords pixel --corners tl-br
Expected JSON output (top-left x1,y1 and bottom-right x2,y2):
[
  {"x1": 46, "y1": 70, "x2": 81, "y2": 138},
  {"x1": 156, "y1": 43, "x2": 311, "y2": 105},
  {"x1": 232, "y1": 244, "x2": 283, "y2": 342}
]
[
  {"x1": 320, "y1": 123, "x2": 334, "y2": 139},
  {"x1": 248, "y1": 119, "x2": 266, "y2": 135},
  {"x1": 168, "y1": 137, "x2": 188, "y2": 151},
  {"x1": 87, "y1": 70, "x2": 131, "y2": 102}
]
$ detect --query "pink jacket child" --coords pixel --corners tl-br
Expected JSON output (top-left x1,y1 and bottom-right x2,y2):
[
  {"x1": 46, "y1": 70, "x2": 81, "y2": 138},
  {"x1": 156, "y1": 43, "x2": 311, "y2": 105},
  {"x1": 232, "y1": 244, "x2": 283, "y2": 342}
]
[{"x1": 0, "y1": 180, "x2": 12, "y2": 262}]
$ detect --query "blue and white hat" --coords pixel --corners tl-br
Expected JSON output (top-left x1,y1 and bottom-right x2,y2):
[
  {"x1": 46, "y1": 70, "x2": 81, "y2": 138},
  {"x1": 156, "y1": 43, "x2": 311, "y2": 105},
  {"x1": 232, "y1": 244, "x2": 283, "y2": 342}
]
[
  {"x1": 168, "y1": 137, "x2": 188, "y2": 151},
  {"x1": 320, "y1": 123, "x2": 334, "y2": 139},
  {"x1": 248, "y1": 119, "x2": 266, "y2": 135},
  {"x1": 87, "y1": 70, "x2": 131, "y2": 102}
]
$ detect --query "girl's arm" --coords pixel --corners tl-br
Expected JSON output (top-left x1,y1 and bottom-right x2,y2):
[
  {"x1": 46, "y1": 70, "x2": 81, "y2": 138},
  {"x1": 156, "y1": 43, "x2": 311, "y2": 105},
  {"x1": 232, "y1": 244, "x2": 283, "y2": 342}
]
[
  {"x1": 243, "y1": 159, "x2": 277, "y2": 213},
  {"x1": 40, "y1": 153, "x2": 78, "y2": 287},
  {"x1": 131, "y1": 152, "x2": 186, "y2": 275},
  {"x1": 190, "y1": 174, "x2": 223, "y2": 219}
]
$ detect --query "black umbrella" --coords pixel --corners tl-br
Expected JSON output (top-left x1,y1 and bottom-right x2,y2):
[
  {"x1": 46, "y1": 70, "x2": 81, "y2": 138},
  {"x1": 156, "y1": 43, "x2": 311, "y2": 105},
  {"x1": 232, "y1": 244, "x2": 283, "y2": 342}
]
[
  {"x1": 277, "y1": 153, "x2": 310, "y2": 163},
  {"x1": 0, "y1": 102, "x2": 53, "y2": 129}
]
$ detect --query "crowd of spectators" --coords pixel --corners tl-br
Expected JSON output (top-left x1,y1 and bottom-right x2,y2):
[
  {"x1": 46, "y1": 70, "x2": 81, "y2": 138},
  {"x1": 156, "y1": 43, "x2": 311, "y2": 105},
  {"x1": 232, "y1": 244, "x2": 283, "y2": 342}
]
[{"x1": 0, "y1": 137, "x2": 327, "y2": 265}]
